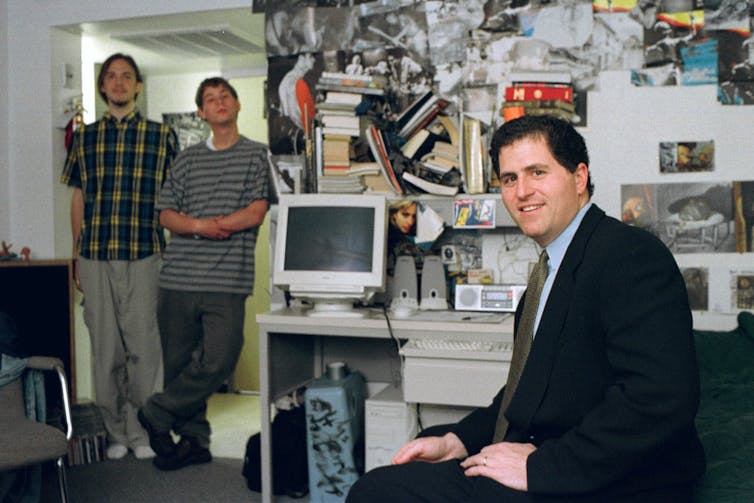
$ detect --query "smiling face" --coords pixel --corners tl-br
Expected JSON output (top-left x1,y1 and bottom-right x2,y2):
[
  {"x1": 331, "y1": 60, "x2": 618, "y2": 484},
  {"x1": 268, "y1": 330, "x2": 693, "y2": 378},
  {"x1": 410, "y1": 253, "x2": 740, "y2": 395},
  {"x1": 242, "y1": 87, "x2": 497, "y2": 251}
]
[
  {"x1": 499, "y1": 136, "x2": 589, "y2": 247},
  {"x1": 99, "y1": 58, "x2": 142, "y2": 109}
]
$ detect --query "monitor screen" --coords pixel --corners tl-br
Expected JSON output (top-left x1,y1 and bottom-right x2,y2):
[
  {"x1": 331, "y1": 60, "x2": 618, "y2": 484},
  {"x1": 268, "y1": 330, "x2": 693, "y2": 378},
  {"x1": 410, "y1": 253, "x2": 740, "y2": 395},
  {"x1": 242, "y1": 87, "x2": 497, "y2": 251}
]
[
  {"x1": 283, "y1": 206, "x2": 374, "y2": 273},
  {"x1": 273, "y1": 194, "x2": 388, "y2": 317}
]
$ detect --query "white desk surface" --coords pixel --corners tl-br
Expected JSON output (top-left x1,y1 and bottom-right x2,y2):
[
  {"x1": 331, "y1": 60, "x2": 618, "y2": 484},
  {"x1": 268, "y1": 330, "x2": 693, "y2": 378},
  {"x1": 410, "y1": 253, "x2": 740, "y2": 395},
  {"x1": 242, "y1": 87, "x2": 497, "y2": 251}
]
[{"x1": 257, "y1": 307, "x2": 515, "y2": 343}]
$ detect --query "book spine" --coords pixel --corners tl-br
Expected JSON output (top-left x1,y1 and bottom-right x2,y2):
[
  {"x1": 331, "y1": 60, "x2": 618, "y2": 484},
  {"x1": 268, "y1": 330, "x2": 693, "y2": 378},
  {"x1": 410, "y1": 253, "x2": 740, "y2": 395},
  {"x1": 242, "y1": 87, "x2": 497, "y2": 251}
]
[
  {"x1": 463, "y1": 117, "x2": 486, "y2": 194},
  {"x1": 366, "y1": 126, "x2": 400, "y2": 195},
  {"x1": 501, "y1": 99, "x2": 576, "y2": 112},
  {"x1": 318, "y1": 77, "x2": 386, "y2": 89},
  {"x1": 402, "y1": 172, "x2": 459, "y2": 196},
  {"x1": 504, "y1": 85, "x2": 573, "y2": 102},
  {"x1": 321, "y1": 71, "x2": 386, "y2": 84},
  {"x1": 316, "y1": 83, "x2": 385, "y2": 96},
  {"x1": 374, "y1": 126, "x2": 406, "y2": 194}
]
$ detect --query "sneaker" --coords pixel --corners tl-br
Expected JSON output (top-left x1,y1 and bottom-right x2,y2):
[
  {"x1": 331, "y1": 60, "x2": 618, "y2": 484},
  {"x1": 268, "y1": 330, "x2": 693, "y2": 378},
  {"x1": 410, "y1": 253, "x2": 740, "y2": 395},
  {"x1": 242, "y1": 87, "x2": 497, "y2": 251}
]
[
  {"x1": 137, "y1": 408, "x2": 176, "y2": 457},
  {"x1": 153, "y1": 436, "x2": 212, "y2": 471},
  {"x1": 106, "y1": 443, "x2": 128, "y2": 460},
  {"x1": 133, "y1": 445, "x2": 156, "y2": 459}
]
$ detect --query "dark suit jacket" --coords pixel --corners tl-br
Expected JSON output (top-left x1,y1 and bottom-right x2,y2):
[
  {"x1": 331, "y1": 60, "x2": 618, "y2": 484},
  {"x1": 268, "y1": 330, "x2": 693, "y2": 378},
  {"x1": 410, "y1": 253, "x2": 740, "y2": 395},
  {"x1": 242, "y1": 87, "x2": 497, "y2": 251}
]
[{"x1": 452, "y1": 204, "x2": 705, "y2": 501}]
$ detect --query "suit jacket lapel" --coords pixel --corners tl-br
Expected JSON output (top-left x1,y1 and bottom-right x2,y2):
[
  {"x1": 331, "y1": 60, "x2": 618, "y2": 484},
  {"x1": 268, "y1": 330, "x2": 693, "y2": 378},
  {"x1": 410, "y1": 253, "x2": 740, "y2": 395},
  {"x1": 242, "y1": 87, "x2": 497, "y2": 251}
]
[{"x1": 507, "y1": 205, "x2": 606, "y2": 435}]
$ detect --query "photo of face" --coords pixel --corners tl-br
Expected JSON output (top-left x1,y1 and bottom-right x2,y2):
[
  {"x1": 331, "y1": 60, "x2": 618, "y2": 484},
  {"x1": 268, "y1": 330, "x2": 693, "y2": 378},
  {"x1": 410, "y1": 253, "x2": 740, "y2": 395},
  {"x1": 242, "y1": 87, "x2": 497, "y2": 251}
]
[{"x1": 390, "y1": 201, "x2": 417, "y2": 235}]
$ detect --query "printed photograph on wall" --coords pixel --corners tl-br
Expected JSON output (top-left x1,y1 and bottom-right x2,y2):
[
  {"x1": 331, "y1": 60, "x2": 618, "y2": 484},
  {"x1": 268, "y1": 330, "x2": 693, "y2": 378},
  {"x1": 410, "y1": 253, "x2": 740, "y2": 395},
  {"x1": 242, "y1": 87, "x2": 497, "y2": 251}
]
[
  {"x1": 705, "y1": 25, "x2": 754, "y2": 104},
  {"x1": 162, "y1": 112, "x2": 210, "y2": 152},
  {"x1": 659, "y1": 140, "x2": 714, "y2": 173},
  {"x1": 621, "y1": 182, "x2": 735, "y2": 253},
  {"x1": 266, "y1": 53, "x2": 323, "y2": 155},
  {"x1": 682, "y1": 266, "x2": 709, "y2": 311},
  {"x1": 734, "y1": 273, "x2": 754, "y2": 309},
  {"x1": 733, "y1": 180, "x2": 754, "y2": 252}
]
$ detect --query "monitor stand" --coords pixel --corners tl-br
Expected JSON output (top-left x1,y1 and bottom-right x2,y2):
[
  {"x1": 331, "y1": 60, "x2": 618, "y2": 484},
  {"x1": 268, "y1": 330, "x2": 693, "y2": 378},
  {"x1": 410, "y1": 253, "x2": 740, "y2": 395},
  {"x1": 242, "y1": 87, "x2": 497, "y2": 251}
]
[{"x1": 307, "y1": 299, "x2": 365, "y2": 318}]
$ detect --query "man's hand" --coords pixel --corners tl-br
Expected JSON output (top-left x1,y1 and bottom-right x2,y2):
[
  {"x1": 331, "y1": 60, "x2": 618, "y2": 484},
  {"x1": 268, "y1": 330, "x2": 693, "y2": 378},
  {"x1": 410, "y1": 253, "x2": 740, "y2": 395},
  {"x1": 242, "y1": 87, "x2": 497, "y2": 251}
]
[
  {"x1": 392, "y1": 433, "x2": 468, "y2": 465},
  {"x1": 194, "y1": 217, "x2": 231, "y2": 240},
  {"x1": 72, "y1": 258, "x2": 82, "y2": 291},
  {"x1": 460, "y1": 442, "x2": 536, "y2": 492}
]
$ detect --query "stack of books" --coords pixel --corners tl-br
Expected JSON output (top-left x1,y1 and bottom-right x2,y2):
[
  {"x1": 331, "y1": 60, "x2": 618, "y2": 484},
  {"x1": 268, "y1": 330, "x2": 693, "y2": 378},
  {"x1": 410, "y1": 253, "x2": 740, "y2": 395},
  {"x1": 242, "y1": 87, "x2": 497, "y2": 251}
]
[
  {"x1": 316, "y1": 71, "x2": 387, "y2": 96},
  {"x1": 67, "y1": 402, "x2": 106, "y2": 466},
  {"x1": 317, "y1": 173, "x2": 365, "y2": 193},
  {"x1": 502, "y1": 71, "x2": 575, "y2": 122},
  {"x1": 321, "y1": 134, "x2": 352, "y2": 176},
  {"x1": 365, "y1": 124, "x2": 406, "y2": 195},
  {"x1": 396, "y1": 91, "x2": 450, "y2": 139},
  {"x1": 421, "y1": 140, "x2": 460, "y2": 175}
]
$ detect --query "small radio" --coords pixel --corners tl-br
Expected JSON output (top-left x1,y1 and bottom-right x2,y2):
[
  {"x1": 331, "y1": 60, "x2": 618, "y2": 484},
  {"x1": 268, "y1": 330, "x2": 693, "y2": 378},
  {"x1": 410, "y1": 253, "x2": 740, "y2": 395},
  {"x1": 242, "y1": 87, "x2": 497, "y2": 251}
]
[{"x1": 454, "y1": 284, "x2": 527, "y2": 312}]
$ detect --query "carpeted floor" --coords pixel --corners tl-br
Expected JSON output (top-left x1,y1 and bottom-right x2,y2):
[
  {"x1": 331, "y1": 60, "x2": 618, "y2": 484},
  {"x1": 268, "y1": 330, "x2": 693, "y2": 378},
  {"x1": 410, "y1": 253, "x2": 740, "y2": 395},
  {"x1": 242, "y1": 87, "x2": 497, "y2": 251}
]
[
  {"x1": 40, "y1": 393, "x2": 283, "y2": 503},
  {"x1": 59, "y1": 455, "x2": 254, "y2": 502}
]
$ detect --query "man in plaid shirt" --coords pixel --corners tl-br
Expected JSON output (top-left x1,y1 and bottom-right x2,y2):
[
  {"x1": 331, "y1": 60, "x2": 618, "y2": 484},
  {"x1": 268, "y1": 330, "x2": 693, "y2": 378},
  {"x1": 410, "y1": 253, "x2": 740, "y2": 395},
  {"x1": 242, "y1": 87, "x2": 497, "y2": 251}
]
[{"x1": 61, "y1": 53, "x2": 177, "y2": 461}]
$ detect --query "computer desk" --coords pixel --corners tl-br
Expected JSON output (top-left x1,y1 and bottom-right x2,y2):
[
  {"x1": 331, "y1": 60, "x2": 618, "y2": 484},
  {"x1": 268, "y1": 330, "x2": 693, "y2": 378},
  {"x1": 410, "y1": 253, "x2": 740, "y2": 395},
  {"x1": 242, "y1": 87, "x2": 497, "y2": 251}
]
[{"x1": 256, "y1": 307, "x2": 514, "y2": 503}]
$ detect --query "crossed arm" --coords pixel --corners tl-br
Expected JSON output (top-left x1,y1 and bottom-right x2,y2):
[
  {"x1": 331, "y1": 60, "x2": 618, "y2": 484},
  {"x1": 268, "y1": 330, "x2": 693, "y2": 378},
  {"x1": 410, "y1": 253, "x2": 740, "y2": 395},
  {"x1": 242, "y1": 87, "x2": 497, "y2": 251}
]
[{"x1": 159, "y1": 199, "x2": 269, "y2": 240}]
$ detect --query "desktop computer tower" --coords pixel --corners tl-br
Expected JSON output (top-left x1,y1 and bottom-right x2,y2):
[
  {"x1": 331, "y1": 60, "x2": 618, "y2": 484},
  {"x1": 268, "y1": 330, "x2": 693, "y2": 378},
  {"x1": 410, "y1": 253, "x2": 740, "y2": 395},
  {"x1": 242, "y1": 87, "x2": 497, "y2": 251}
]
[
  {"x1": 305, "y1": 364, "x2": 366, "y2": 502},
  {"x1": 364, "y1": 384, "x2": 418, "y2": 472}
]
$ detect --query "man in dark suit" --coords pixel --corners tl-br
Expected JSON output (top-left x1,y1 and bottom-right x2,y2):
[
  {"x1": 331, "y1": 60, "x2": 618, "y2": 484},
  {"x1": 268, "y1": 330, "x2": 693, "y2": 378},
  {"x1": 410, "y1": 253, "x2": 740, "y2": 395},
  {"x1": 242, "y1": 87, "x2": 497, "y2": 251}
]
[{"x1": 347, "y1": 115, "x2": 705, "y2": 502}]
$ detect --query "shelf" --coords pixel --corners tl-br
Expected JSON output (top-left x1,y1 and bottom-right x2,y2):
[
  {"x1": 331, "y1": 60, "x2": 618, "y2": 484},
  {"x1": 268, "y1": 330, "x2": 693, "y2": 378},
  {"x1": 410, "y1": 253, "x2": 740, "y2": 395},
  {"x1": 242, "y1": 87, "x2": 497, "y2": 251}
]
[{"x1": 393, "y1": 193, "x2": 516, "y2": 228}]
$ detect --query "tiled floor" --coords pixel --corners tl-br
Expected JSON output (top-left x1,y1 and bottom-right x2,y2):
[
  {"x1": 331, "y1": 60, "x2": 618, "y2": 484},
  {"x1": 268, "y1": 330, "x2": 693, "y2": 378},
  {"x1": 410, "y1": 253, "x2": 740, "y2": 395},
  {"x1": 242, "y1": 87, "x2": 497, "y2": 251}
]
[{"x1": 206, "y1": 392, "x2": 260, "y2": 459}]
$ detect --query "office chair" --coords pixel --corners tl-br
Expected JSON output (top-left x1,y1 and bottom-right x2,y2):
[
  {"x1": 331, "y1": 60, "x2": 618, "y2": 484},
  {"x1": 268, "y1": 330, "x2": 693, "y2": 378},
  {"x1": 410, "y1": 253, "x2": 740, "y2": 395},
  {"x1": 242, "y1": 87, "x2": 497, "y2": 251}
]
[{"x1": 0, "y1": 356, "x2": 73, "y2": 503}]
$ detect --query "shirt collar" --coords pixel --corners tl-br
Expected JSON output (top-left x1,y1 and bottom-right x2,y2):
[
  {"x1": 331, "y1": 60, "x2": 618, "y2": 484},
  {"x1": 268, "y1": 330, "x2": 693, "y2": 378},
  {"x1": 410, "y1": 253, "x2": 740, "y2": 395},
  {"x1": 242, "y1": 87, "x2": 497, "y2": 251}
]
[
  {"x1": 103, "y1": 108, "x2": 141, "y2": 124},
  {"x1": 544, "y1": 201, "x2": 592, "y2": 275}
]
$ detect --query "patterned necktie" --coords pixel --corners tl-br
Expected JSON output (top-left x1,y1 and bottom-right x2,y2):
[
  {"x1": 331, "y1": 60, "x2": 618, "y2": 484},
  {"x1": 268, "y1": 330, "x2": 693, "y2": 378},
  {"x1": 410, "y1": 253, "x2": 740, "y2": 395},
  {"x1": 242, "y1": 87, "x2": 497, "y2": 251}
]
[{"x1": 493, "y1": 250, "x2": 549, "y2": 442}]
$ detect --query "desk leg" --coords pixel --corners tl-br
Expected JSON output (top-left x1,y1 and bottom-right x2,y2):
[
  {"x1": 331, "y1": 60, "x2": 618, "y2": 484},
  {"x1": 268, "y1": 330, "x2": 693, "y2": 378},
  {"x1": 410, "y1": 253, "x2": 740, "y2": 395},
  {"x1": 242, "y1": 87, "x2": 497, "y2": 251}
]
[{"x1": 259, "y1": 327, "x2": 272, "y2": 503}]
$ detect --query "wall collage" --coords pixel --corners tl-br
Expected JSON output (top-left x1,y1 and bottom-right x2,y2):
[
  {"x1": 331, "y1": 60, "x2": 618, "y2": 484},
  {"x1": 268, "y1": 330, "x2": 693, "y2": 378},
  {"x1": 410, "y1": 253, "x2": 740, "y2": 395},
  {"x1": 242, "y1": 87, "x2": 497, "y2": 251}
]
[{"x1": 255, "y1": 0, "x2": 754, "y2": 314}]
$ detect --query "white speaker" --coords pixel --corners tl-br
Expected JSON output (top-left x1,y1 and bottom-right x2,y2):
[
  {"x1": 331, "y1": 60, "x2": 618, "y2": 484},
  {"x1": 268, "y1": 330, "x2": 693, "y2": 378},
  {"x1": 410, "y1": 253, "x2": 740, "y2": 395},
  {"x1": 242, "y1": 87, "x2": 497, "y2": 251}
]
[
  {"x1": 389, "y1": 256, "x2": 418, "y2": 311},
  {"x1": 420, "y1": 255, "x2": 448, "y2": 310}
]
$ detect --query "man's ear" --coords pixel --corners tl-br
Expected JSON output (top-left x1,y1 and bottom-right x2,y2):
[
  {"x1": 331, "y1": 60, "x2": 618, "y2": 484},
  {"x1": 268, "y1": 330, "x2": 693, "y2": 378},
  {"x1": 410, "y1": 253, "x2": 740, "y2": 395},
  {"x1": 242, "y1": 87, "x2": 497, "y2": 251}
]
[
  {"x1": 575, "y1": 163, "x2": 589, "y2": 195},
  {"x1": 197, "y1": 108, "x2": 206, "y2": 121}
]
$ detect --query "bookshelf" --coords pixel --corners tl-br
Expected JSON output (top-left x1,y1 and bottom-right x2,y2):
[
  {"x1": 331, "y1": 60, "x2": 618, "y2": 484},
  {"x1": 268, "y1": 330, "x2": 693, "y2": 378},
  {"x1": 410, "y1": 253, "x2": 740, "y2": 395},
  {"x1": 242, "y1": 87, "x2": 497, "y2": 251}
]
[{"x1": 0, "y1": 259, "x2": 75, "y2": 399}]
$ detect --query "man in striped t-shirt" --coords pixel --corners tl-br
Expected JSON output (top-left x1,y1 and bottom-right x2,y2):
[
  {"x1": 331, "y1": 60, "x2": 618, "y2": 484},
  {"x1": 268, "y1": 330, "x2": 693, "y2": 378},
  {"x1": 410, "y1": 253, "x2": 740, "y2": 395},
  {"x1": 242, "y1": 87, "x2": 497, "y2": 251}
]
[
  {"x1": 62, "y1": 53, "x2": 177, "y2": 461},
  {"x1": 138, "y1": 77, "x2": 270, "y2": 471}
]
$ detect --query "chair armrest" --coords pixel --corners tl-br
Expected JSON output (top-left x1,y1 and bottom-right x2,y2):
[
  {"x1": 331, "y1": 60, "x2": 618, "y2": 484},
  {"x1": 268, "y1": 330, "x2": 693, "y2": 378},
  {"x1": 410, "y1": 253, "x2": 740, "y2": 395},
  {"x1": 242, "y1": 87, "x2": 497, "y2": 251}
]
[
  {"x1": 25, "y1": 356, "x2": 65, "y2": 372},
  {"x1": 25, "y1": 355, "x2": 73, "y2": 440}
]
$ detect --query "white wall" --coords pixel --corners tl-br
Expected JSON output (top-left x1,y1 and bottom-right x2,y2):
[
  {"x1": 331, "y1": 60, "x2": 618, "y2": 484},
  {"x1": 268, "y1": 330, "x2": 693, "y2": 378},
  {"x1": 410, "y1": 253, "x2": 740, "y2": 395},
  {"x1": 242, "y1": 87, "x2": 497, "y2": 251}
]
[
  {"x1": 0, "y1": 1, "x2": 9, "y2": 241},
  {"x1": 583, "y1": 71, "x2": 754, "y2": 330}
]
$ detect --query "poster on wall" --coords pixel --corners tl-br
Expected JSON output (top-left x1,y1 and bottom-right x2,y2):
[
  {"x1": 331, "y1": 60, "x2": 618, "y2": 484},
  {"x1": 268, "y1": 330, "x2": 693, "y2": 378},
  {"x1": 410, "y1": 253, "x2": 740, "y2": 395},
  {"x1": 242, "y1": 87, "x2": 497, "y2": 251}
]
[
  {"x1": 658, "y1": 140, "x2": 714, "y2": 173},
  {"x1": 733, "y1": 273, "x2": 754, "y2": 310},
  {"x1": 682, "y1": 266, "x2": 709, "y2": 311},
  {"x1": 266, "y1": 53, "x2": 323, "y2": 156},
  {"x1": 162, "y1": 112, "x2": 210, "y2": 151},
  {"x1": 621, "y1": 182, "x2": 736, "y2": 253}
]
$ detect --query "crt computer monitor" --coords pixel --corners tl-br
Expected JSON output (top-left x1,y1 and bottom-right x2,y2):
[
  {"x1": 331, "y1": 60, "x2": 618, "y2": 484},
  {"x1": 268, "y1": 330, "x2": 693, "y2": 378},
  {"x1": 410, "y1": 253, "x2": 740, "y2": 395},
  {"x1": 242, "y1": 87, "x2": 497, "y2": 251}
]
[{"x1": 273, "y1": 193, "x2": 388, "y2": 317}]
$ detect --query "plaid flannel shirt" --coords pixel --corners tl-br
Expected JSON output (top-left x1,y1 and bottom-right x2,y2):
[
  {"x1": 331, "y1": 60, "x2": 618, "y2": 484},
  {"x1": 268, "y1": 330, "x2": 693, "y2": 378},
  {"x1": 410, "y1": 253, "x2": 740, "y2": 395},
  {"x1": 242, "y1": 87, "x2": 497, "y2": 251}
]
[{"x1": 61, "y1": 110, "x2": 177, "y2": 260}]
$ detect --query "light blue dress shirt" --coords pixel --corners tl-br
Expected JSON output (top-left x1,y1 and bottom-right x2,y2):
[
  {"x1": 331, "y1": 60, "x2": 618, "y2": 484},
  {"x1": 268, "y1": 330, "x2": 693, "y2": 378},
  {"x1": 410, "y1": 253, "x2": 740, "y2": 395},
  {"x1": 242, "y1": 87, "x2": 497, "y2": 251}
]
[{"x1": 533, "y1": 202, "x2": 592, "y2": 336}]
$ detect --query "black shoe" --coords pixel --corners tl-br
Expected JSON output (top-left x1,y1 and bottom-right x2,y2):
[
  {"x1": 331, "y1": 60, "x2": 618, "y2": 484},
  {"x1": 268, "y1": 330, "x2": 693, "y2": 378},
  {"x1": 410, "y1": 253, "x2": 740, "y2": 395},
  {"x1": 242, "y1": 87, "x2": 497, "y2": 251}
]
[
  {"x1": 137, "y1": 408, "x2": 176, "y2": 458},
  {"x1": 153, "y1": 436, "x2": 212, "y2": 471}
]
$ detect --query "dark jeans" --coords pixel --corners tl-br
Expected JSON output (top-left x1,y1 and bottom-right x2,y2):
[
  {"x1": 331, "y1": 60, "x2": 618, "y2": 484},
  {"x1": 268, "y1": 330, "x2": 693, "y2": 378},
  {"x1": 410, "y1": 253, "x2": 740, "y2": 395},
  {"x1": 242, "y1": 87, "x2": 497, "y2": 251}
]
[{"x1": 143, "y1": 289, "x2": 246, "y2": 447}]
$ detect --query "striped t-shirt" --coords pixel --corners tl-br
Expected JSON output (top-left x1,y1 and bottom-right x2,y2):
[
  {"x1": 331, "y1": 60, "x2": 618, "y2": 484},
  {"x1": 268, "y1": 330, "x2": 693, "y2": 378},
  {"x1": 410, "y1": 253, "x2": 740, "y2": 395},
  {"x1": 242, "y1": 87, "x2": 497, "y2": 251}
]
[{"x1": 157, "y1": 136, "x2": 269, "y2": 294}]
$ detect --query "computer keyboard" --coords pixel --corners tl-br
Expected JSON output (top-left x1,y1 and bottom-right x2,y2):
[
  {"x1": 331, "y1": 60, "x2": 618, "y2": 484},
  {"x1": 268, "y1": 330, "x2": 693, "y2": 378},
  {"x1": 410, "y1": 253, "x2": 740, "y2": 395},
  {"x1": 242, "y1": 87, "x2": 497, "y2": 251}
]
[
  {"x1": 400, "y1": 338, "x2": 513, "y2": 361},
  {"x1": 400, "y1": 338, "x2": 513, "y2": 406}
]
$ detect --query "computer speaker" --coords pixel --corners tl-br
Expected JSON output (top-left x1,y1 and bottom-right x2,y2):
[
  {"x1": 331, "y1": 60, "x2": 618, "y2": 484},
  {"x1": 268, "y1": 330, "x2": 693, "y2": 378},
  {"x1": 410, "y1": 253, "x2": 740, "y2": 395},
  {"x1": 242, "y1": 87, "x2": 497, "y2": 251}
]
[
  {"x1": 420, "y1": 255, "x2": 448, "y2": 310},
  {"x1": 390, "y1": 255, "x2": 418, "y2": 310}
]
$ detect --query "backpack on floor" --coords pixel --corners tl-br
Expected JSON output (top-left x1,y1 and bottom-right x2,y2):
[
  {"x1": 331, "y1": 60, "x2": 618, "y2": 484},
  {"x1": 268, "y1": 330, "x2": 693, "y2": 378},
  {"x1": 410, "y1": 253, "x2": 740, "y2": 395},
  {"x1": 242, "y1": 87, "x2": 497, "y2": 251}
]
[{"x1": 243, "y1": 405, "x2": 308, "y2": 498}]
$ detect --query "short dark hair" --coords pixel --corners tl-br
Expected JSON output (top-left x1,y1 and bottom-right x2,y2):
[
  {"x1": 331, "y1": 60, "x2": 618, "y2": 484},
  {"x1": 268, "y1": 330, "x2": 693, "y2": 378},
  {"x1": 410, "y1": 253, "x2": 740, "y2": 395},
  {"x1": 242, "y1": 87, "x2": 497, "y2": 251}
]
[
  {"x1": 489, "y1": 115, "x2": 594, "y2": 197},
  {"x1": 97, "y1": 53, "x2": 142, "y2": 103},
  {"x1": 195, "y1": 77, "x2": 238, "y2": 109}
]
